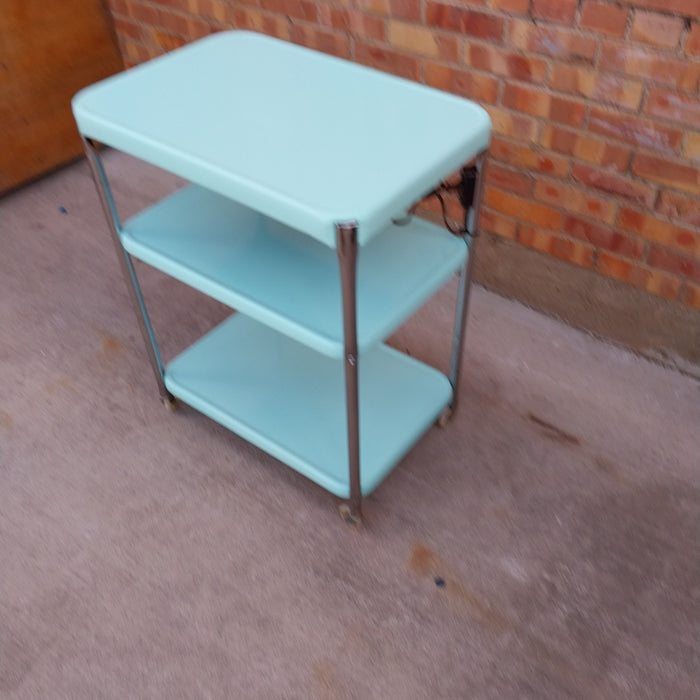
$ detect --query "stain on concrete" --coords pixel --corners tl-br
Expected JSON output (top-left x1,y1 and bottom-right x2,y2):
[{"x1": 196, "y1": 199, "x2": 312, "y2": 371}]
[
  {"x1": 492, "y1": 506, "x2": 512, "y2": 522},
  {"x1": 0, "y1": 411, "x2": 13, "y2": 430},
  {"x1": 408, "y1": 542, "x2": 510, "y2": 632},
  {"x1": 448, "y1": 577, "x2": 512, "y2": 634},
  {"x1": 42, "y1": 375, "x2": 74, "y2": 395},
  {"x1": 408, "y1": 542, "x2": 438, "y2": 576},
  {"x1": 408, "y1": 542, "x2": 601, "y2": 695},
  {"x1": 527, "y1": 413, "x2": 582, "y2": 446},
  {"x1": 310, "y1": 624, "x2": 382, "y2": 700},
  {"x1": 99, "y1": 332, "x2": 125, "y2": 359},
  {"x1": 89, "y1": 325, "x2": 126, "y2": 363},
  {"x1": 592, "y1": 455, "x2": 639, "y2": 491},
  {"x1": 312, "y1": 658, "x2": 348, "y2": 700}
]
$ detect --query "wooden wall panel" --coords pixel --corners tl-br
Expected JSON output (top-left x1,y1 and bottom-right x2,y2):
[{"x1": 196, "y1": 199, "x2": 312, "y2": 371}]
[{"x1": 0, "y1": 0, "x2": 123, "y2": 193}]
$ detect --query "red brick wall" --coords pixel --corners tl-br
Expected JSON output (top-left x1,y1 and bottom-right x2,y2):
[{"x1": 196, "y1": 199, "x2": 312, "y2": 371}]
[{"x1": 105, "y1": 0, "x2": 700, "y2": 309}]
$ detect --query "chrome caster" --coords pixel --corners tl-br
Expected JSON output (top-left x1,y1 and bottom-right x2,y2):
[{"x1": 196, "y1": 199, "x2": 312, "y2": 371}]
[
  {"x1": 437, "y1": 407, "x2": 453, "y2": 428},
  {"x1": 339, "y1": 502, "x2": 362, "y2": 526},
  {"x1": 161, "y1": 395, "x2": 178, "y2": 412}
]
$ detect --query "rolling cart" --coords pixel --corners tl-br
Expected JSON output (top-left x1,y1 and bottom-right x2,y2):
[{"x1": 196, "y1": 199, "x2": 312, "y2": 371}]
[{"x1": 72, "y1": 31, "x2": 491, "y2": 522}]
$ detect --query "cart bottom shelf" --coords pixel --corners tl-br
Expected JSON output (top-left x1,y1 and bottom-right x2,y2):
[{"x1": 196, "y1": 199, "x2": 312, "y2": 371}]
[{"x1": 164, "y1": 314, "x2": 452, "y2": 497}]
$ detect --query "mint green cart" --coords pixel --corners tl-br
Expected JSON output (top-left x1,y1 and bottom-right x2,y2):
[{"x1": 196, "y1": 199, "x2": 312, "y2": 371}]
[{"x1": 73, "y1": 31, "x2": 491, "y2": 523}]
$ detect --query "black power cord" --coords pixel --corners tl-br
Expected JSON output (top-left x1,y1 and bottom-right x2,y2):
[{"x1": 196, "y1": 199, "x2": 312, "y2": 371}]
[
  {"x1": 391, "y1": 165, "x2": 480, "y2": 237},
  {"x1": 430, "y1": 165, "x2": 479, "y2": 238}
]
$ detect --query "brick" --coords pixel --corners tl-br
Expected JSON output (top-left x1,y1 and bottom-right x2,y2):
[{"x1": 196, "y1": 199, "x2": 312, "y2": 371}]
[
  {"x1": 508, "y1": 20, "x2": 596, "y2": 63},
  {"x1": 321, "y1": 9, "x2": 385, "y2": 42},
  {"x1": 263, "y1": 0, "x2": 317, "y2": 23},
  {"x1": 355, "y1": 0, "x2": 420, "y2": 21},
  {"x1": 623, "y1": 0, "x2": 700, "y2": 12},
  {"x1": 540, "y1": 123, "x2": 576, "y2": 154},
  {"x1": 502, "y1": 84, "x2": 551, "y2": 118},
  {"x1": 485, "y1": 106, "x2": 539, "y2": 142},
  {"x1": 425, "y1": 4, "x2": 504, "y2": 40},
  {"x1": 355, "y1": 41, "x2": 420, "y2": 80},
  {"x1": 646, "y1": 271, "x2": 682, "y2": 300},
  {"x1": 563, "y1": 215, "x2": 644, "y2": 258},
  {"x1": 647, "y1": 245, "x2": 700, "y2": 283},
  {"x1": 581, "y1": 195, "x2": 618, "y2": 225},
  {"x1": 388, "y1": 22, "x2": 458, "y2": 61},
  {"x1": 618, "y1": 207, "x2": 700, "y2": 255},
  {"x1": 290, "y1": 26, "x2": 351, "y2": 59},
  {"x1": 158, "y1": 9, "x2": 212, "y2": 39},
  {"x1": 542, "y1": 126, "x2": 629, "y2": 170},
  {"x1": 600, "y1": 42, "x2": 700, "y2": 93},
  {"x1": 657, "y1": 191, "x2": 700, "y2": 228},
  {"x1": 192, "y1": 0, "x2": 228, "y2": 23},
  {"x1": 590, "y1": 74, "x2": 644, "y2": 110},
  {"x1": 632, "y1": 154, "x2": 700, "y2": 196},
  {"x1": 532, "y1": 0, "x2": 577, "y2": 24},
  {"x1": 597, "y1": 253, "x2": 682, "y2": 299},
  {"x1": 572, "y1": 163, "x2": 656, "y2": 208},
  {"x1": 489, "y1": 136, "x2": 570, "y2": 177},
  {"x1": 179, "y1": 0, "x2": 196, "y2": 11},
  {"x1": 152, "y1": 29, "x2": 188, "y2": 51},
  {"x1": 518, "y1": 226, "x2": 596, "y2": 267},
  {"x1": 646, "y1": 88, "x2": 700, "y2": 129},
  {"x1": 631, "y1": 11, "x2": 684, "y2": 49},
  {"x1": 485, "y1": 189, "x2": 562, "y2": 230},
  {"x1": 122, "y1": 39, "x2": 153, "y2": 65},
  {"x1": 488, "y1": 0, "x2": 529, "y2": 13},
  {"x1": 480, "y1": 208, "x2": 518, "y2": 239},
  {"x1": 683, "y1": 132, "x2": 700, "y2": 162},
  {"x1": 580, "y1": 1, "x2": 629, "y2": 37},
  {"x1": 192, "y1": 17, "x2": 215, "y2": 39},
  {"x1": 209, "y1": 1, "x2": 230, "y2": 24},
  {"x1": 533, "y1": 180, "x2": 617, "y2": 224},
  {"x1": 113, "y1": 17, "x2": 146, "y2": 42},
  {"x1": 500, "y1": 86, "x2": 583, "y2": 128},
  {"x1": 126, "y1": 0, "x2": 161, "y2": 26},
  {"x1": 551, "y1": 65, "x2": 643, "y2": 111},
  {"x1": 573, "y1": 135, "x2": 630, "y2": 170},
  {"x1": 230, "y1": 9, "x2": 290, "y2": 40},
  {"x1": 687, "y1": 23, "x2": 700, "y2": 56},
  {"x1": 425, "y1": 62, "x2": 499, "y2": 103},
  {"x1": 424, "y1": 61, "x2": 455, "y2": 91},
  {"x1": 588, "y1": 107, "x2": 683, "y2": 154},
  {"x1": 680, "y1": 282, "x2": 700, "y2": 310},
  {"x1": 467, "y1": 45, "x2": 548, "y2": 83},
  {"x1": 456, "y1": 71, "x2": 500, "y2": 103},
  {"x1": 632, "y1": 0, "x2": 700, "y2": 17},
  {"x1": 485, "y1": 162, "x2": 534, "y2": 197},
  {"x1": 549, "y1": 96, "x2": 586, "y2": 127},
  {"x1": 596, "y1": 252, "x2": 652, "y2": 289}
]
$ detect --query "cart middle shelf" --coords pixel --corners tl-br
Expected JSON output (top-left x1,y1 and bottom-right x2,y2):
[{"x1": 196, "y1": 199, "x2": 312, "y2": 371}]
[{"x1": 120, "y1": 183, "x2": 468, "y2": 358}]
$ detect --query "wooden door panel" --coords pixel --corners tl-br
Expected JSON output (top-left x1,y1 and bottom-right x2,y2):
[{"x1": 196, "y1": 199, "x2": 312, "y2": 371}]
[{"x1": 0, "y1": 0, "x2": 123, "y2": 193}]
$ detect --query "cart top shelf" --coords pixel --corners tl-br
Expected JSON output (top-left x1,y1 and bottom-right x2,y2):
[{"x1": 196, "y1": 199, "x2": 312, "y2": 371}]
[{"x1": 73, "y1": 31, "x2": 490, "y2": 247}]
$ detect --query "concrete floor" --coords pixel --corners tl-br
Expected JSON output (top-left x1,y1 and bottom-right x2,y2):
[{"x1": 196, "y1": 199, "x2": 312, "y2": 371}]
[{"x1": 1, "y1": 152, "x2": 699, "y2": 699}]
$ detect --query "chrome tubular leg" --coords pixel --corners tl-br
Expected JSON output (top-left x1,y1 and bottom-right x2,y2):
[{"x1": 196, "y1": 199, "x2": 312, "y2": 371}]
[
  {"x1": 447, "y1": 152, "x2": 487, "y2": 418},
  {"x1": 336, "y1": 221, "x2": 362, "y2": 524},
  {"x1": 81, "y1": 137, "x2": 173, "y2": 404}
]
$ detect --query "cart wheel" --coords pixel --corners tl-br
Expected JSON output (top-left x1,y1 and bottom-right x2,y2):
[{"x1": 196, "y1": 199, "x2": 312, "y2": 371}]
[
  {"x1": 437, "y1": 407, "x2": 453, "y2": 428},
  {"x1": 339, "y1": 503, "x2": 363, "y2": 527},
  {"x1": 162, "y1": 395, "x2": 178, "y2": 412}
]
